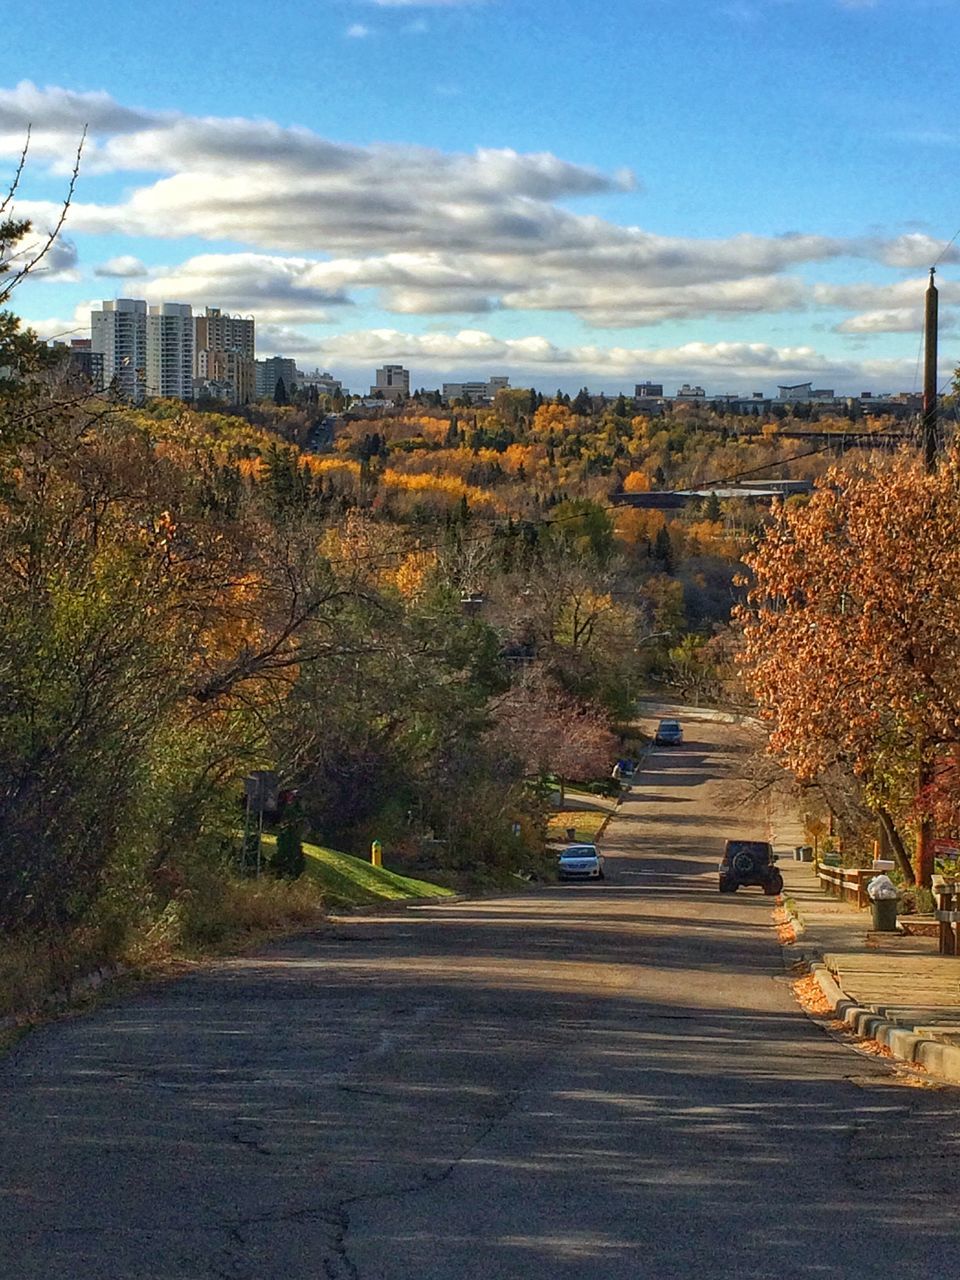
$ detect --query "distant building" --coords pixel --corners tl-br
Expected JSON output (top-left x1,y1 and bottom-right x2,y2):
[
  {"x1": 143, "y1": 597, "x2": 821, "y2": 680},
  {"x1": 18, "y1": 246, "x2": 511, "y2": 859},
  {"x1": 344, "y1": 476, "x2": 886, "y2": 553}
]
[
  {"x1": 196, "y1": 348, "x2": 256, "y2": 403},
  {"x1": 777, "y1": 383, "x2": 836, "y2": 404},
  {"x1": 442, "y1": 375, "x2": 510, "y2": 404},
  {"x1": 68, "y1": 338, "x2": 104, "y2": 391},
  {"x1": 676, "y1": 384, "x2": 706, "y2": 400},
  {"x1": 194, "y1": 307, "x2": 255, "y2": 404},
  {"x1": 91, "y1": 298, "x2": 148, "y2": 403},
  {"x1": 146, "y1": 303, "x2": 194, "y2": 400},
  {"x1": 297, "y1": 369, "x2": 344, "y2": 396},
  {"x1": 777, "y1": 382, "x2": 813, "y2": 402},
  {"x1": 371, "y1": 365, "x2": 410, "y2": 401},
  {"x1": 256, "y1": 356, "x2": 298, "y2": 400},
  {"x1": 194, "y1": 307, "x2": 254, "y2": 360},
  {"x1": 635, "y1": 381, "x2": 664, "y2": 398}
]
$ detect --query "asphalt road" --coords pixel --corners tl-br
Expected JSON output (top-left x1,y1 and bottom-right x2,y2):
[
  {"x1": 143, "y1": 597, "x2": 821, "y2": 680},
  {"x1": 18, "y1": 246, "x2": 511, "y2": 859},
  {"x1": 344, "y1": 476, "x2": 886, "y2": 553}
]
[{"x1": 3, "y1": 715, "x2": 960, "y2": 1279}]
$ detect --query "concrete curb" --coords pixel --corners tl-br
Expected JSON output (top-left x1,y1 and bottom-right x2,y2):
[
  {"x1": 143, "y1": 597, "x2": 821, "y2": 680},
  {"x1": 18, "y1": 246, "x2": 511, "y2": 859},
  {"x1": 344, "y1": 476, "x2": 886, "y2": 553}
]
[{"x1": 809, "y1": 961, "x2": 960, "y2": 1085}]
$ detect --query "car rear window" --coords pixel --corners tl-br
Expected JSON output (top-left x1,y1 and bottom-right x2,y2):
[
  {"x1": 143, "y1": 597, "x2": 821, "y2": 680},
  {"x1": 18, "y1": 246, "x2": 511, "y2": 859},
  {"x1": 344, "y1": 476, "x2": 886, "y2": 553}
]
[
  {"x1": 562, "y1": 846, "x2": 597, "y2": 858},
  {"x1": 659, "y1": 720, "x2": 680, "y2": 730}
]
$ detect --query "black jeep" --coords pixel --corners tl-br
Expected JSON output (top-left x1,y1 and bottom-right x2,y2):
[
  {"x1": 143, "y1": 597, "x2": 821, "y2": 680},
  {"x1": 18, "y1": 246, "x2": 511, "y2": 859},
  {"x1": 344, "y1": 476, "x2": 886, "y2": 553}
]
[{"x1": 719, "y1": 839, "x2": 783, "y2": 895}]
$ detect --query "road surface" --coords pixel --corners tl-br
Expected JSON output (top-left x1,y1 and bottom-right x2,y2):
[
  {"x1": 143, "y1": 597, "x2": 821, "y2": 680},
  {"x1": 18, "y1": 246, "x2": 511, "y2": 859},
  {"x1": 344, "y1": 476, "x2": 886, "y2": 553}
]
[{"x1": 2, "y1": 715, "x2": 960, "y2": 1278}]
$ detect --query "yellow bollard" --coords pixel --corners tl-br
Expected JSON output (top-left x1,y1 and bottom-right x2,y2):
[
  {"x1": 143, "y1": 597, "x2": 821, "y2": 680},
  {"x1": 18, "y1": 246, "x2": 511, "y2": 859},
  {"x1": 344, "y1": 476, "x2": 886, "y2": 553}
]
[{"x1": 371, "y1": 839, "x2": 382, "y2": 868}]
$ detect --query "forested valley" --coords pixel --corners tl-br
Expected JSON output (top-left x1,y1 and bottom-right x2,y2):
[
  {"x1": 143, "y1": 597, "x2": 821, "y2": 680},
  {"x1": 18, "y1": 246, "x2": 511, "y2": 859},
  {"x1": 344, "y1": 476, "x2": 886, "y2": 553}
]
[{"x1": 0, "y1": 216, "x2": 917, "y2": 1012}]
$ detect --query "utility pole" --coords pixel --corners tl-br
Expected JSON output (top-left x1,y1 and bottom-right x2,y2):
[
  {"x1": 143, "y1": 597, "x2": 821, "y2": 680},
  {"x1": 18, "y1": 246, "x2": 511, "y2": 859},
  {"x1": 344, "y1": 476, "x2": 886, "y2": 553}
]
[
  {"x1": 923, "y1": 266, "x2": 939, "y2": 474},
  {"x1": 917, "y1": 267, "x2": 940, "y2": 884}
]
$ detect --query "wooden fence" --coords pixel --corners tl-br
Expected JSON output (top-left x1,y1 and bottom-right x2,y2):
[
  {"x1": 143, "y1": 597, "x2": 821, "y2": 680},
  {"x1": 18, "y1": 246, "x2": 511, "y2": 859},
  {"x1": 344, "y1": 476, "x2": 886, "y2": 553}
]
[{"x1": 817, "y1": 865, "x2": 873, "y2": 910}]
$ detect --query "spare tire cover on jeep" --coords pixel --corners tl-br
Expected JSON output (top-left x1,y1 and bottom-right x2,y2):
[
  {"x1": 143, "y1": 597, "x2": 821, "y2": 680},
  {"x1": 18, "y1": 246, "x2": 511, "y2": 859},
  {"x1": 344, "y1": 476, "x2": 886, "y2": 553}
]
[
  {"x1": 725, "y1": 840, "x2": 771, "y2": 880},
  {"x1": 732, "y1": 850, "x2": 756, "y2": 876}
]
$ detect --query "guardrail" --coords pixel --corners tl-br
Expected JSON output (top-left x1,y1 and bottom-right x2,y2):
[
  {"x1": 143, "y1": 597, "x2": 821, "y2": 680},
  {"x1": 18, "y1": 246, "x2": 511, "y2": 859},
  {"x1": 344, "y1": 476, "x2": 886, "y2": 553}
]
[{"x1": 817, "y1": 865, "x2": 873, "y2": 910}]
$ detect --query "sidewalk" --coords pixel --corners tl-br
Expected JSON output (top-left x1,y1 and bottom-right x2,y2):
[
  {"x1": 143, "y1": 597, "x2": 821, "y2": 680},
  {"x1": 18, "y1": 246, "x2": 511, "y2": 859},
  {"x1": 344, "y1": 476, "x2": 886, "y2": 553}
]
[{"x1": 772, "y1": 841, "x2": 960, "y2": 1083}]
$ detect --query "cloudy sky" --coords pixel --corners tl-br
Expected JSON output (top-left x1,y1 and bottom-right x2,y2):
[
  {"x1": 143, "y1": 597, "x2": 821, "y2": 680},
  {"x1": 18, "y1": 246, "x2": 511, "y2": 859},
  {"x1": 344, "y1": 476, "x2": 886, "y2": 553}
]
[{"x1": 4, "y1": 0, "x2": 959, "y2": 394}]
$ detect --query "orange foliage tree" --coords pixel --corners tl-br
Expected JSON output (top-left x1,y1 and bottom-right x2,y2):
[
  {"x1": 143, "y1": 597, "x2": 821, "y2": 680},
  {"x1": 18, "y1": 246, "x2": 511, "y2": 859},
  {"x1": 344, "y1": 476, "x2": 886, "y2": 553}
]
[{"x1": 737, "y1": 452, "x2": 960, "y2": 883}]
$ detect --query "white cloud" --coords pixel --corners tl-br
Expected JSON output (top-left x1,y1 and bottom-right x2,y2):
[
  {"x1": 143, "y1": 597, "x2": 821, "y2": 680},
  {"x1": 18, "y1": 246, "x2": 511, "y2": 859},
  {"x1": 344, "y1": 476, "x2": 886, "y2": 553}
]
[
  {"x1": 876, "y1": 233, "x2": 960, "y2": 268},
  {"x1": 255, "y1": 323, "x2": 320, "y2": 354},
  {"x1": 298, "y1": 325, "x2": 939, "y2": 392},
  {"x1": 137, "y1": 252, "x2": 352, "y2": 324},
  {"x1": 346, "y1": 23, "x2": 372, "y2": 37},
  {"x1": 835, "y1": 308, "x2": 920, "y2": 334},
  {"x1": 94, "y1": 254, "x2": 148, "y2": 277},
  {"x1": 2, "y1": 83, "x2": 952, "y2": 380}
]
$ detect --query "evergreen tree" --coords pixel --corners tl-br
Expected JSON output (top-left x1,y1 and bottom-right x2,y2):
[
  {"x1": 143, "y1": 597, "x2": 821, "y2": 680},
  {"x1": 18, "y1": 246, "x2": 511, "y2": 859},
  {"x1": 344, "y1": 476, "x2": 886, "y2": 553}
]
[
  {"x1": 274, "y1": 377, "x2": 288, "y2": 406},
  {"x1": 271, "y1": 823, "x2": 305, "y2": 879},
  {"x1": 572, "y1": 387, "x2": 592, "y2": 415},
  {"x1": 654, "y1": 524, "x2": 675, "y2": 573}
]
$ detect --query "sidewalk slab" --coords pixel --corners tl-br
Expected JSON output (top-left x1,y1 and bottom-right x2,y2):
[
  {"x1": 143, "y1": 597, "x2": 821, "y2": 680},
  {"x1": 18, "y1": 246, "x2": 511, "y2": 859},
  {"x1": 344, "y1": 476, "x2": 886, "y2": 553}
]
[{"x1": 772, "y1": 845, "x2": 960, "y2": 1085}]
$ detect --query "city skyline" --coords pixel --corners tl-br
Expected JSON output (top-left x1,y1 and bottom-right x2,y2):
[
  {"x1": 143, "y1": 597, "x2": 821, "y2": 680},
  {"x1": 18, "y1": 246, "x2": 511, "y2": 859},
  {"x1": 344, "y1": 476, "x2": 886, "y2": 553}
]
[{"x1": 4, "y1": 0, "x2": 959, "y2": 394}]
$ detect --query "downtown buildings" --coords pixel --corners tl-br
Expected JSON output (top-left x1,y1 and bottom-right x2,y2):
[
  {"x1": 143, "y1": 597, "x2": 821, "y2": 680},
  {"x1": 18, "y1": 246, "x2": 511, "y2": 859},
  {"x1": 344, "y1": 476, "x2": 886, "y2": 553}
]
[{"x1": 91, "y1": 299, "x2": 259, "y2": 405}]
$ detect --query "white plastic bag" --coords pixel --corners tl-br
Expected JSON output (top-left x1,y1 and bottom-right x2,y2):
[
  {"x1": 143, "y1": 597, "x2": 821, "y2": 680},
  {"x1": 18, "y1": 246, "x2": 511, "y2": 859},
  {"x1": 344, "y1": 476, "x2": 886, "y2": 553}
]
[{"x1": 867, "y1": 873, "x2": 898, "y2": 901}]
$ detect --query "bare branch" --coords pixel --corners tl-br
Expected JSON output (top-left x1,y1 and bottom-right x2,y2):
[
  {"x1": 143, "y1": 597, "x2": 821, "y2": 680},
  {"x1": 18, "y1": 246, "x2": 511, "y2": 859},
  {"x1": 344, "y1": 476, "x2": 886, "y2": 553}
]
[
  {"x1": 1, "y1": 126, "x2": 86, "y2": 303},
  {"x1": 0, "y1": 126, "x2": 30, "y2": 217}
]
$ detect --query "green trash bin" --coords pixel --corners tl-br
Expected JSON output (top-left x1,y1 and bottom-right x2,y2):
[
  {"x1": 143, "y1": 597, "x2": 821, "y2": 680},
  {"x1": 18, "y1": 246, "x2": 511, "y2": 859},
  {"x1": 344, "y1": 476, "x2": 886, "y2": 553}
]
[{"x1": 871, "y1": 897, "x2": 899, "y2": 931}]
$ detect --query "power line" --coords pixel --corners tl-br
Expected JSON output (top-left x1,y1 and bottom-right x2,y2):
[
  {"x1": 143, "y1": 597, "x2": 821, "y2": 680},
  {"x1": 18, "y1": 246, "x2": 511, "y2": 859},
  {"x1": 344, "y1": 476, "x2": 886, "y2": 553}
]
[{"x1": 933, "y1": 226, "x2": 960, "y2": 269}]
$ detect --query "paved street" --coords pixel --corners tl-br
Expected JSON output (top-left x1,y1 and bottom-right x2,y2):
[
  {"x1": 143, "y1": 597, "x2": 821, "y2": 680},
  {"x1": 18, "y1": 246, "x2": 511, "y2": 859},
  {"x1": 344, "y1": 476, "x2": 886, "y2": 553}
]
[{"x1": 3, "y1": 715, "x2": 960, "y2": 1278}]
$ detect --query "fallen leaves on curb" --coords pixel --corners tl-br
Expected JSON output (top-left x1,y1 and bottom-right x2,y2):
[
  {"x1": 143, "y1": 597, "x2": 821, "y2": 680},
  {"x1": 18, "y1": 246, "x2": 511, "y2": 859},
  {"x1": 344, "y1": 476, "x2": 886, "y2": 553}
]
[
  {"x1": 788, "y1": 953, "x2": 939, "y2": 1087},
  {"x1": 854, "y1": 1038, "x2": 895, "y2": 1059},
  {"x1": 773, "y1": 905, "x2": 798, "y2": 945},
  {"x1": 793, "y1": 974, "x2": 832, "y2": 1016}
]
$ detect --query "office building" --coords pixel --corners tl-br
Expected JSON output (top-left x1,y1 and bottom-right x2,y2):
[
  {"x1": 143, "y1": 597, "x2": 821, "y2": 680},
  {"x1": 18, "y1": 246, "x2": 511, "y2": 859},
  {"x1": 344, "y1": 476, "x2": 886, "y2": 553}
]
[
  {"x1": 371, "y1": 365, "x2": 410, "y2": 401},
  {"x1": 442, "y1": 376, "x2": 510, "y2": 404},
  {"x1": 255, "y1": 356, "x2": 298, "y2": 400}
]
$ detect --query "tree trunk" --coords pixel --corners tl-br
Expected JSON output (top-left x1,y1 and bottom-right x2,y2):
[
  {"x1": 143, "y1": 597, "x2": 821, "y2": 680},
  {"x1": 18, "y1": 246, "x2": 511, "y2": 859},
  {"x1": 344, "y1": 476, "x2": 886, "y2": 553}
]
[{"x1": 877, "y1": 806, "x2": 914, "y2": 884}]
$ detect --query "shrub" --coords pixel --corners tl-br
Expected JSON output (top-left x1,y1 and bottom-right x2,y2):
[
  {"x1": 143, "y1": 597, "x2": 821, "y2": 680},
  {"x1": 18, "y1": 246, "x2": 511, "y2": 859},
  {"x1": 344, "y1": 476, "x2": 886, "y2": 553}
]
[{"x1": 271, "y1": 824, "x2": 305, "y2": 879}]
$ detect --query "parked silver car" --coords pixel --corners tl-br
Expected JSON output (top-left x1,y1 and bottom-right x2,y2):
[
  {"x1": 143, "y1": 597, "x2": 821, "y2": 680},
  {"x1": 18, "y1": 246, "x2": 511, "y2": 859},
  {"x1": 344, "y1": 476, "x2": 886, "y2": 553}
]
[{"x1": 558, "y1": 843, "x2": 605, "y2": 882}]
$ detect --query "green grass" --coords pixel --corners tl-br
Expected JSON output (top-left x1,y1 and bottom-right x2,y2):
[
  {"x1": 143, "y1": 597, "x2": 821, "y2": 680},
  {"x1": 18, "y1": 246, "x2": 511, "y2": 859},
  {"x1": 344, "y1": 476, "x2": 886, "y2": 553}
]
[
  {"x1": 546, "y1": 809, "x2": 609, "y2": 844},
  {"x1": 260, "y1": 834, "x2": 455, "y2": 908}
]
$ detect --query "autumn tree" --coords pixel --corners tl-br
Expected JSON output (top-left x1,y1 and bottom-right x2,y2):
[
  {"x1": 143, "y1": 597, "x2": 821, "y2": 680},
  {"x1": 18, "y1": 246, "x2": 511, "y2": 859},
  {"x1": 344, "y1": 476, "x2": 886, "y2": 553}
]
[
  {"x1": 486, "y1": 671, "x2": 618, "y2": 802},
  {"x1": 737, "y1": 452, "x2": 960, "y2": 883}
]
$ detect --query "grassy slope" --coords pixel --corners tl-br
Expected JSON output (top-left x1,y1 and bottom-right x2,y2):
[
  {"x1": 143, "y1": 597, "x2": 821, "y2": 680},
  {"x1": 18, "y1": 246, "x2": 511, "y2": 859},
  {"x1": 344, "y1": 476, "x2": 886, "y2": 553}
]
[
  {"x1": 261, "y1": 834, "x2": 455, "y2": 908},
  {"x1": 546, "y1": 786, "x2": 619, "y2": 844}
]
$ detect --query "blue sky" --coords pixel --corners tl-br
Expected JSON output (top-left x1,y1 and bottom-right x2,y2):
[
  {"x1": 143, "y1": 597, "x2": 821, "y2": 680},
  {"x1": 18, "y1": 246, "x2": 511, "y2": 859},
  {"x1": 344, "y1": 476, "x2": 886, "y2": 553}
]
[{"x1": 4, "y1": 0, "x2": 959, "y2": 394}]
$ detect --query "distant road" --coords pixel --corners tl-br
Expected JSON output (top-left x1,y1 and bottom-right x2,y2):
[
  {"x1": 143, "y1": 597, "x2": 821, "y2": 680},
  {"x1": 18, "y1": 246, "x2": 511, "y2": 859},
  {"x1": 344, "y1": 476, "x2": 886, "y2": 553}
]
[{"x1": 2, "y1": 715, "x2": 958, "y2": 1278}]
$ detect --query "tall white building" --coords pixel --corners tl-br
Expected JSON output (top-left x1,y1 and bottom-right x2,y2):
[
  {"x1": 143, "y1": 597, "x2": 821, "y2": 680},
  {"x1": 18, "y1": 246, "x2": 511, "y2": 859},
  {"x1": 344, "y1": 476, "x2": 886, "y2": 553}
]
[
  {"x1": 371, "y1": 365, "x2": 410, "y2": 400},
  {"x1": 146, "y1": 303, "x2": 194, "y2": 400},
  {"x1": 90, "y1": 298, "x2": 147, "y2": 404}
]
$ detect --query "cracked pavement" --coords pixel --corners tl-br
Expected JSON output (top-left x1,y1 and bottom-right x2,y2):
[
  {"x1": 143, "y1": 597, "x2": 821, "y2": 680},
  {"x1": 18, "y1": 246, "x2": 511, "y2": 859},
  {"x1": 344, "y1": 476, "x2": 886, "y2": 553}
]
[{"x1": 3, "y1": 715, "x2": 960, "y2": 1277}]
